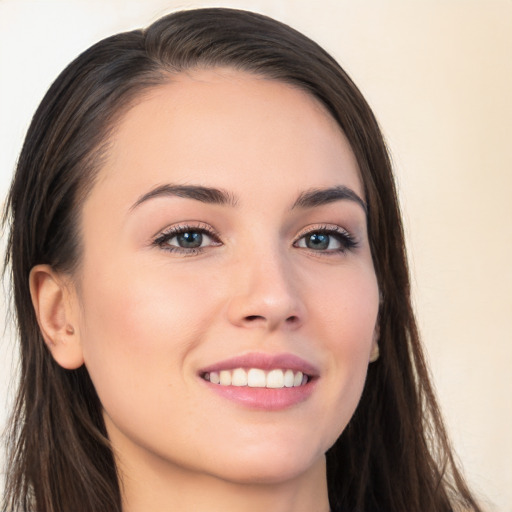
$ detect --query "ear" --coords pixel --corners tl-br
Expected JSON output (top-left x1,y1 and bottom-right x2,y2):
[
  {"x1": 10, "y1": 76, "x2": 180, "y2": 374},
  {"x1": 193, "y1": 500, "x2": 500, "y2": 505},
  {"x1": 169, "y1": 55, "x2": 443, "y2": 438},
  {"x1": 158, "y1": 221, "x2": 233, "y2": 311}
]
[
  {"x1": 29, "y1": 264, "x2": 84, "y2": 369},
  {"x1": 369, "y1": 340, "x2": 380, "y2": 363},
  {"x1": 369, "y1": 313, "x2": 380, "y2": 363}
]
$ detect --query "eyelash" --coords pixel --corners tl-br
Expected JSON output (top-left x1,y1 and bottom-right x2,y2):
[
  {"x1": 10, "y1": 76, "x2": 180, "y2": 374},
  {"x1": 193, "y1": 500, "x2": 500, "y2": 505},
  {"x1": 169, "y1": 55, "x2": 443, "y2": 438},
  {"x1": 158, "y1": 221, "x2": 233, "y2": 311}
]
[
  {"x1": 293, "y1": 225, "x2": 359, "y2": 255},
  {"x1": 152, "y1": 223, "x2": 359, "y2": 255},
  {"x1": 153, "y1": 223, "x2": 221, "y2": 255}
]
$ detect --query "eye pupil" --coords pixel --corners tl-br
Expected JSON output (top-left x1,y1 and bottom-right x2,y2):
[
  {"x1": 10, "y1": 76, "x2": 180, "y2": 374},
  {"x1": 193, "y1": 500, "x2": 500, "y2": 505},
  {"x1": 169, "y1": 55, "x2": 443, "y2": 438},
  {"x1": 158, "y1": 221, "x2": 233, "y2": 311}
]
[
  {"x1": 306, "y1": 233, "x2": 329, "y2": 250},
  {"x1": 177, "y1": 231, "x2": 203, "y2": 248}
]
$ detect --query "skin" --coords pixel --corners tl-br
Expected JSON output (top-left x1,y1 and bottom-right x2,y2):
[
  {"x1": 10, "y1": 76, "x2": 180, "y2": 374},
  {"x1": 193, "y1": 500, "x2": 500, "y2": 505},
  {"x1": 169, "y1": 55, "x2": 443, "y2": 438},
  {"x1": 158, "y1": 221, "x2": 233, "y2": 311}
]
[{"x1": 30, "y1": 69, "x2": 380, "y2": 512}]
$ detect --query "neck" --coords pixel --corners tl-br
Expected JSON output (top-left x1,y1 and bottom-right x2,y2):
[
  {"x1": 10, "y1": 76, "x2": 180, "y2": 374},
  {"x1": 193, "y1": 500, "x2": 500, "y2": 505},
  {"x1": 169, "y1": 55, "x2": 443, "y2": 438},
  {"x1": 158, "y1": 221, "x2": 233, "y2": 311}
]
[{"x1": 116, "y1": 442, "x2": 330, "y2": 512}]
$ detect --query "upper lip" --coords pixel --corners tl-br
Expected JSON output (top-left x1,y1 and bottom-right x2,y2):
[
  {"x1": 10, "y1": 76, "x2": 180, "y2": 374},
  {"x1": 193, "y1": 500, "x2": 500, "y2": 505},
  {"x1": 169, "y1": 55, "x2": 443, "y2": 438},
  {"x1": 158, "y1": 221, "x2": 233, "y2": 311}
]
[{"x1": 198, "y1": 352, "x2": 320, "y2": 377}]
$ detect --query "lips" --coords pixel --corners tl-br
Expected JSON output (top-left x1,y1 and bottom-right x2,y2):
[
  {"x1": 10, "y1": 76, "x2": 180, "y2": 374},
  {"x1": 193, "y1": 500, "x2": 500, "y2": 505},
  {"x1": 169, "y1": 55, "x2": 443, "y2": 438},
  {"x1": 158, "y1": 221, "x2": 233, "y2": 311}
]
[
  {"x1": 198, "y1": 353, "x2": 319, "y2": 410},
  {"x1": 199, "y1": 352, "x2": 319, "y2": 376}
]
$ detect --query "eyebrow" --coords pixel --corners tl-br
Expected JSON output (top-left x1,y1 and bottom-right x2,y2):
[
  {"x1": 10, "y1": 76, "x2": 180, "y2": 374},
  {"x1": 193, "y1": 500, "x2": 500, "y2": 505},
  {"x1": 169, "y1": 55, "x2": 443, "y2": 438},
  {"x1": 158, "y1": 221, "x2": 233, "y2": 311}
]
[
  {"x1": 130, "y1": 184, "x2": 238, "y2": 210},
  {"x1": 292, "y1": 186, "x2": 367, "y2": 215},
  {"x1": 130, "y1": 183, "x2": 366, "y2": 215}
]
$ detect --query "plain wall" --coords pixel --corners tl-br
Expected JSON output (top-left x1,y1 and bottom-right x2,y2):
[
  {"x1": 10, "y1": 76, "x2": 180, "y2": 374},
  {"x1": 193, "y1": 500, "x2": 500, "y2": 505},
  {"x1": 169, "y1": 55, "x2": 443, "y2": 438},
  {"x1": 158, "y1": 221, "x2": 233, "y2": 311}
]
[{"x1": 1, "y1": 1, "x2": 511, "y2": 510}]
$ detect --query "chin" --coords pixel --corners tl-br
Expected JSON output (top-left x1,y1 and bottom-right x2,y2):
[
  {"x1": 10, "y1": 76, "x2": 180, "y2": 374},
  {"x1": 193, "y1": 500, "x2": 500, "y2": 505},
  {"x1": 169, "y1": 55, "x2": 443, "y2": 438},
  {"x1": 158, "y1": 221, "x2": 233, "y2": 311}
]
[{"x1": 202, "y1": 440, "x2": 328, "y2": 485}]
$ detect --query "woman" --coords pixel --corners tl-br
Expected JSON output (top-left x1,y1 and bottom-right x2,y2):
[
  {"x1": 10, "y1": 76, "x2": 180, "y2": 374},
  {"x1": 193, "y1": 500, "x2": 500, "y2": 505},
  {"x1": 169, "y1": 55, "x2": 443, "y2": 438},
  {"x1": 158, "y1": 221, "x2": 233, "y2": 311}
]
[{"x1": 2, "y1": 7, "x2": 483, "y2": 512}]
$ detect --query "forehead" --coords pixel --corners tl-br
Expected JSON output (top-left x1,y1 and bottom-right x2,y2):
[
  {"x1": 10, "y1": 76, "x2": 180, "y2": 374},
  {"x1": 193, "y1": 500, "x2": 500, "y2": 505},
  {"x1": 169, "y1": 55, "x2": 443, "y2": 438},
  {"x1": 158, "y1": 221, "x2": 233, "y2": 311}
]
[{"x1": 89, "y1": 68, "x2": 363, "y2": 209}]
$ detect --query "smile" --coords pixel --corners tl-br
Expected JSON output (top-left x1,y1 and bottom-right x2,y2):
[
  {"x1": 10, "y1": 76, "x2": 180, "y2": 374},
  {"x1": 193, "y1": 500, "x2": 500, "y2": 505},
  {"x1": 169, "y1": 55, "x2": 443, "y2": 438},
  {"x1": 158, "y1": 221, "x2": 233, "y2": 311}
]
[
  {"x1": 203, "y1": 368, "x2": 309, "y2": 388},
  {"x1": 198, "y1": 353, "x2": 318, "y2": 410}
]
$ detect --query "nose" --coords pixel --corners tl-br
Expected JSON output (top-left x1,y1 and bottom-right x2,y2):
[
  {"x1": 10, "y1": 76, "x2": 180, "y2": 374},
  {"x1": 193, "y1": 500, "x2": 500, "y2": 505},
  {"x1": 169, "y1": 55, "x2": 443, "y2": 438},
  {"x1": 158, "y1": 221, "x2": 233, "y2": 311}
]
[{"x1": 226, "y1": 249, "x2": 306, "y2": 331}]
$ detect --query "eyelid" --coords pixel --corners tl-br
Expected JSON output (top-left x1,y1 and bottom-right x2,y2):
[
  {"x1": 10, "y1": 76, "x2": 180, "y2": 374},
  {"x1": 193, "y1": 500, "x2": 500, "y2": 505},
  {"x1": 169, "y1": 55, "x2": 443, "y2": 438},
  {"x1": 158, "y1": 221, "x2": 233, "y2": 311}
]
[
  {"x1": 296, "y1": 223, "x2": 354, "y2": 239},
  {"x1": 151, "y1": 221, "x2": 218, "y2": 240}
]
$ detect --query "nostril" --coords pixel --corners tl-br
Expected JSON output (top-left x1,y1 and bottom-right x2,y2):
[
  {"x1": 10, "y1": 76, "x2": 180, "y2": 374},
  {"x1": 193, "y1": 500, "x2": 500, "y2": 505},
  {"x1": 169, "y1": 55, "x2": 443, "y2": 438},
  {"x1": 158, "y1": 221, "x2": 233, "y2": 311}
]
[
  {"x1": 245, "y1": 315, "x2": 264, "y2": 322},
  {"x1": 244, "y1": 314, "x2": 299, "y2": 324}
]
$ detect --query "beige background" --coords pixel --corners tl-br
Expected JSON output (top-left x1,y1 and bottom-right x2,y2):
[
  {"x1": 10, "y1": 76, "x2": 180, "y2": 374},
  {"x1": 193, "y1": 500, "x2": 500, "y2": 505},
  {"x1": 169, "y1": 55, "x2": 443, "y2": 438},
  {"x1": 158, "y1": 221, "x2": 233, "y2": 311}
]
[{"x1": 1, "y1": 1, "x2": 511, "y2": 510}]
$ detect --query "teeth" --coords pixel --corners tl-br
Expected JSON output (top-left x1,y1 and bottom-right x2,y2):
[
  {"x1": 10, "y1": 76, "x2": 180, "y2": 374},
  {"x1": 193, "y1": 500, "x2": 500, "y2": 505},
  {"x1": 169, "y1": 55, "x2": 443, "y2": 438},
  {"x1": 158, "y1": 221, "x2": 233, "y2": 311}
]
[
  {"x1": 204, "y1": 368, "x2": 309, "y2": 388},
  {"x1": 266, "y1": 369, "x2": 284, "y2": 388},
  {"x1": 219, "y1": 370, "x2": 231, "y2": 386},
  {"x1": 232, "y1": 368, "x2": 248, "y2": 386},
  {"x1": 284, "y1": 369, "x2": 294, "y2": 387},
  {"x1": 247, "y1": 368, "x2": 266, "y2": 387}
]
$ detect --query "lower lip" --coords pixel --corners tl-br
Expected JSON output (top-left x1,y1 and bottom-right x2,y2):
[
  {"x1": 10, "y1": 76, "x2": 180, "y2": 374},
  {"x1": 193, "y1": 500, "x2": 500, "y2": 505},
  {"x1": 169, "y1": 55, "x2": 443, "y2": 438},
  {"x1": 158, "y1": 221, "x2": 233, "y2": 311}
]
[{"x1": 202, "y1": 379, "x2": 317, "y2": 411}]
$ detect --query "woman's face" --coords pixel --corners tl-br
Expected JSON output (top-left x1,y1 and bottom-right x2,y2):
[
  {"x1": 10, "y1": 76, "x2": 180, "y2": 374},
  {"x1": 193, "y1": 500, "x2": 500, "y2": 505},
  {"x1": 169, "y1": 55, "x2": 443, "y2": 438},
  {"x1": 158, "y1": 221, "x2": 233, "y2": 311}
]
[{"x1": 72, "y1": 69, "x2": 379, "y2": 484}]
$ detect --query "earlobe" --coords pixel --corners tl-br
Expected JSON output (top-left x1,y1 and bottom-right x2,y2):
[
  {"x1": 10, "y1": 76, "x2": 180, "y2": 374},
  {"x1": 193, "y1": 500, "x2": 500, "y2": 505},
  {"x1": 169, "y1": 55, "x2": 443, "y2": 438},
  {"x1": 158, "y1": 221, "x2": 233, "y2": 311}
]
[
  {"x1": 369, "y1": 342, "x2": 380, "y2": 363},
  {"x1": 29, "y1": 264, "x2": 84, "y2": 369},
  {"x1": 369, "y1": 315, "x2": 380, "y2": 363}
]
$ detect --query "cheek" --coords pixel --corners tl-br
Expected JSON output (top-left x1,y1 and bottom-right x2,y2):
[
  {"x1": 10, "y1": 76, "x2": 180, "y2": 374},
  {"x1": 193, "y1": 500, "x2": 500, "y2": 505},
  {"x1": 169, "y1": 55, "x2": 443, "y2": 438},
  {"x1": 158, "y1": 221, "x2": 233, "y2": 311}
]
[
  {"x1": 77, "y1": 261, "x2": 218, "y2": 412},
  {"x1": 311, "y1": 264, "x2": 379, "y2": 351},
  {"x1": 307, "y1": 265, "x2": 379, "y2": 437}
]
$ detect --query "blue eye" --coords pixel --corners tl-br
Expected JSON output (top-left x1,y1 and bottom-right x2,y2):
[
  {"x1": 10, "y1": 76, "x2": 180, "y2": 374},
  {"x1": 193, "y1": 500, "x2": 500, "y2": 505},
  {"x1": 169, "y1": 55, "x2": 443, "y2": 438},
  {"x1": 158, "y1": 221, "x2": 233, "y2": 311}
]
[
  {"x1": 302, "y1": 233, "x2": 338, "y2": 250},
  {"x1": 154, "y1": 225, "x2": 220, "y2": 253},
  {"x1": 173, "y1": 231, "x2": 205, "y2": 249},
  {"x1": 295, "y1": 227, "x2": 357, "y2": 253}
]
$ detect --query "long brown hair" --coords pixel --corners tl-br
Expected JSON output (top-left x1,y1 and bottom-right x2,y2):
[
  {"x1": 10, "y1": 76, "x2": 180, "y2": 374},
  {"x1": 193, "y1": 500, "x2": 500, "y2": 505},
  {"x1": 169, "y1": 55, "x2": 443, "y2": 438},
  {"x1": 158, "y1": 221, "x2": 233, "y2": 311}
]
[{"x1": 2, "y1": 8, "x2": 482, "y2": 512}]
